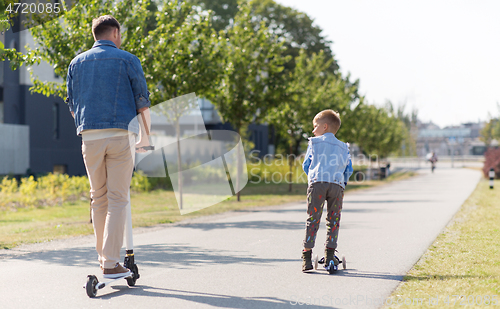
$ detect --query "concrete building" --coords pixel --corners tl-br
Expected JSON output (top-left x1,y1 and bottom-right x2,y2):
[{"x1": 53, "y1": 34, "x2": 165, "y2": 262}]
[
  {"x1": 416, "y1": 121, "x2": 492, "y2": 158},
  {"x1": 1, "y1": 24, "x2": 86, "y2": 176}
]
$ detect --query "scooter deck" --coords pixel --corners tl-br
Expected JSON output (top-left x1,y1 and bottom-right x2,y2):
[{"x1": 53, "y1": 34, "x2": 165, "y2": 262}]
[
  {"x1": 313, "y1": 255, "x2": 347, "y2": 273},
  {"x1": 96, "y1": 272, "x2": 133, "y2": 289}
]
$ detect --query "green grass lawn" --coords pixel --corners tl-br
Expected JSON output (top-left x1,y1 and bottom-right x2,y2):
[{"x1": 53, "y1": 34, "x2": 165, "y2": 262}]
[
  {"x1": 0, "y1": 171, "x2": 413, "y2": 250},
  {"x1": 385, "y1": 179, "x2": 500, "y2": 308}
]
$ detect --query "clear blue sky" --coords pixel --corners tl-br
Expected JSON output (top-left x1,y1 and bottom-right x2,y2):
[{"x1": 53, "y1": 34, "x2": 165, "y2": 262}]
[{"x1": 274, "y1": 0, "x2": 500, "y2": 128}]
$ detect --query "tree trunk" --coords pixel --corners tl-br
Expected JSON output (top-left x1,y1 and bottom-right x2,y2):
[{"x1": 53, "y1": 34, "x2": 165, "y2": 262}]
[
  {"x1": 378, "y1": 157, "x2": 382, "y2": 180},
  {"x1": 288, "y1": 137, "x2": 293, "y2": 192},
  {"x1": 176, "y1": 120, "x2": 183, "y2": 210},
  {"x1": 236, "y1": 126, "x2": 242, "y2": 202},
  {"x1": 293, "y1": 135, "x2": 303, "y2": 157}
]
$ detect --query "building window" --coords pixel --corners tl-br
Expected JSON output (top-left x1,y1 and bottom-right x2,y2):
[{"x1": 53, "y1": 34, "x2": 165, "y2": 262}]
[
  {"x1": 53, "y1": 103, "x2": 59, "y2": 139},
  {"x1": 53, "y1": 165, "x2": 67, "y2": 175}
]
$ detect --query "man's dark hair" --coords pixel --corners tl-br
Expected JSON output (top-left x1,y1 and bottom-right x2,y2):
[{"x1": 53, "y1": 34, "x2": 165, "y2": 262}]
[{"x1": 92, "y1": 15, "x2": 120, "y2": 39}]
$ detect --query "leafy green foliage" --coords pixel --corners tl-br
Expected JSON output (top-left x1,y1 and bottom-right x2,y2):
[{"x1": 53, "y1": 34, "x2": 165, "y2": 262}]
[
  {"x1": 267, "y1": 50, "x2": 328, "y2": 154},
  {"x1": 22, "y1": 0, "x2": 223, "y2": 103},
  {"x1": 209, "y1": 2, "x2": 288, "y2": 131},
  {"x1": 249, "y1": 0, "x2": 337, "y2": 74},
  {"x1": 353, "y1": 103, "x2": 405, "y2": 159},
  {"x1": 207, "y1": 2, "x2": 289, "y2": 200},
  {"x1": 11, "y1": 0, "x2": 408, "y2": 164},
  {"x1": 385, "y1": 101, "x2": 418, "y2": 157},
  {"x1": 0, "y1": 39, "x2": 41, "y2": 69},
  {"x1": 267, "y1": 49, "x2": 362, "y2": 156},
  {"x1": 141, "y1": 1, "x2": 223, "y2": 104},
  {"x1": 130, "y1": 171, "x2": 151, "y2": 192},
  {"x1": 480, "y1": 104, "x2": 500, "y2": 148},
  {"x1": 186, "y1": 0, "x2": 239, "y2": 32},
  {"x1": 188, "y1": 0, "x2": 336, "y2": 73},
  {"x1": 0, "y1": 0, "x2": 14, "y2": 33},
  {"x1": 25, "y1": 0, "x2": 151, "y2": 99}
]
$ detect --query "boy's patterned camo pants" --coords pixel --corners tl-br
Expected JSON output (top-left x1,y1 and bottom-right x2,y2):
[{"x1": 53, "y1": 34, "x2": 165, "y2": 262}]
[{"x1": 303, "y1": 182, "x2": 344, "y2": 249}]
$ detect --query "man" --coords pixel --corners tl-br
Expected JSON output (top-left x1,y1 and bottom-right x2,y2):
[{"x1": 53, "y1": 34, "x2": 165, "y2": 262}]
[{"x1": 66, "y1": 15, "x2": 151, "y2": 278}]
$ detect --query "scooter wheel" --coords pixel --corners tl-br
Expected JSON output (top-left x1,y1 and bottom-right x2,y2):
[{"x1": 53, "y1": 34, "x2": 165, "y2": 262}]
[
  {"x1": 327, "y1": 261, "x2": 337, "y2": 274},
  {"x1": 313, "y1": 254, "x2": 319, "y2": 270},
  {"x1": 86, "y1": 275, "x2": 98, "y2": 298},
  {"x1": 126, "y1": 276, "x2": 136, "y2": 287},
  {"x1": 126, "y1": 264, "x2": 139, "y2": 287},
  {"x1": 342, "y1": 256, "x2": 346, "y2": 270}
]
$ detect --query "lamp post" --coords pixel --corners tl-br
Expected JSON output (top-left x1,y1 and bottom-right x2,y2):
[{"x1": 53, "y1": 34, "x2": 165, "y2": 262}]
[{"x1": 490, "y1": 168, "x2": 495, "y2": 189}]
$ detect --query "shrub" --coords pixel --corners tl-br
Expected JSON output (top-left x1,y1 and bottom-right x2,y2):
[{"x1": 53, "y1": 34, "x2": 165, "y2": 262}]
[
  {"x1": 19, "y1": 176, "x2": 38, "y2": 207},
  {"x1": 246, "y1": 157, "x2": 307, "y2": 184},
  {"x1": 0, "y1": 176, "x2": 18, "y2": 194},
  {"x1": 483, "y1": 148, "x2": 500, "y2": 179},
  {"x1": 131, "y1": 171, "x2": 151, "y2": 192},
  {"x1": 148, "y1": 176, "x2": 173, "y2": 190},
  {"x1": 0, "y1": 176, "x2": 18, "y2": 208},
  {"x1": 68, "y1": 175, "x2": 90, "y2": 198}
]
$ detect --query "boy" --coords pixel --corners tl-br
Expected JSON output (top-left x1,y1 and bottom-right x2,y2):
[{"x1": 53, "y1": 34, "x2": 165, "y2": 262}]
[{"x1": 301, "y1": 109, "x2": 353, "y2": 272}]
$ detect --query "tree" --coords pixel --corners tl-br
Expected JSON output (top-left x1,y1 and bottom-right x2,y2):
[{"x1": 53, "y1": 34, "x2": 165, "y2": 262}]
[
  {"x1": 153, "y1": 93, "x2": 199, "y2": 210},
  {"x1": 188, "y1": 0, "x2": 337, "y2": 73},
  {"x1": 480, "y1": 118, "x2": 500, "y2": 148},
  {"x1": 248, "y1": 0, "x2": 361, "y2": 156},
  {"x1": 139, "y1": 1, "x2": 223, "y2": 210},
  {"x1": 249, "y1": 0, "x2": 337, "y2": 74},
  {"x1": 1, "y1": 0, "x2": 14, "y2": 33},
  {"x1": 354, "y1": 103, "x2": 405, "y2": 162},
  {"x1": 480, "y1": 104, "x2": 500, "y2": 148},
  {"x1": 187, "y1": 0, "x2": 239, "y2": 32},
  {"x1": 24, "y1": 0, "x2": 223, "y2": 99},
  {"x1": 209, "y1": 2, "x2": 288, "y2": 201},
  {"x1": 25, "y1": 0, "x2": 152, "y2": 99},
  {"x1": 0, "y1": 0, "x2": 40, "y2": 67},
  {"x1": 0, "y1": 40, "x2": 39, "y2": 68},
  {"x1": 385, "y1": 101, "x2": 418, "y2": 157},
  {"x1": 141, "y1": 1, "x2": 223, "y2": 104},
  {"x1": 266, "y1": 50, "x2": 329, "y2": 191},
  {"x1": 21, "y1": 0, "x2": 225, "y2": 211}
]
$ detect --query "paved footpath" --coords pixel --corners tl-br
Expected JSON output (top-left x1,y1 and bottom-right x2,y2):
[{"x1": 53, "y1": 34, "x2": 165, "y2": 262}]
[{"x1": 0, "y1": 167, "x2": 481, "y2": 309}]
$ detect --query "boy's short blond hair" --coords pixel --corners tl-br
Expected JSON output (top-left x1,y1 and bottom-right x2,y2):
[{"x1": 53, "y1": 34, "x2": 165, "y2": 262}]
[{"x1": 314, "y1": 109, "x2": 341, "y2": 133}]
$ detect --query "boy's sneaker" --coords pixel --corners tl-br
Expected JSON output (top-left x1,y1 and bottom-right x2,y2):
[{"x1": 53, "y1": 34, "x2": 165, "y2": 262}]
[
  {"x1": 325, "y1": 248, "x2": 340, "y2": 267},
  {"x1": 302, "y1": 250, "x2": 313, "y2": 272},
  {"x1": 103, "y1": 263, "x2": 132, "y2": 279}
]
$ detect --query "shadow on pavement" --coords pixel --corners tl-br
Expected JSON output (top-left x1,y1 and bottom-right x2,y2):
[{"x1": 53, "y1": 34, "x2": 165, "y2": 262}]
[
  {"x1": 178, "y1": 220, "x2": 303, "y2": 231},
  {"x1": 234, "y1": 207, "x2": 306, "y2": 214},
  {"x1": 306, "y1": 269, "x2": 404, "y2": 281},
  {"x1": 345, "y1": 199, "x2": 435, "y2": 204},
  {"x1": 6, "y1": 243, "x2": 295, "y2": 269},
  {"x1": 342, "y1": 208, "x2": 390, "y2": 213},
  {"x1": 96, "y1": 286, "x2": 338, "y2": 308}
]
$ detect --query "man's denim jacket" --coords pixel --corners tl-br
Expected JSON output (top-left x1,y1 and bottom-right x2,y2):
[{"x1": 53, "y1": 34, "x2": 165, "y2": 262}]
[
  {"x1": 66, "y1": 40, "x2": 150, "y2": 135},
  {"x1": 302, "y1": 133, "x2": 354, "y2": 189}
]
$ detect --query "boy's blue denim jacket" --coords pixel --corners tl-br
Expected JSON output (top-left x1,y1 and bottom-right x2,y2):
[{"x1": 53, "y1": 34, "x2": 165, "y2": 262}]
[
  {"x1": 66, "y1": 40, "x2": 150, "y2": 136},
  {"x1": 302, "y1": 133, "x2": 353, "y2": 189}
]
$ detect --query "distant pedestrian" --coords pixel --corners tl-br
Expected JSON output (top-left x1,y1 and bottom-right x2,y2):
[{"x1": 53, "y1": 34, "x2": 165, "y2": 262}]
[
  {"x1": 66, "y1": 15, "x2": 151, "y2": 278},
  {"x1": 429, "y1": 152, "x2": 438, "y2": 173},
  {"x1": 301, "y1": 110, "x2": 353, "y2": 272}
]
